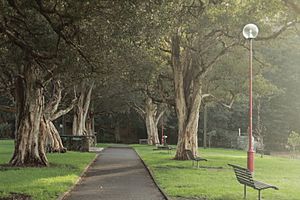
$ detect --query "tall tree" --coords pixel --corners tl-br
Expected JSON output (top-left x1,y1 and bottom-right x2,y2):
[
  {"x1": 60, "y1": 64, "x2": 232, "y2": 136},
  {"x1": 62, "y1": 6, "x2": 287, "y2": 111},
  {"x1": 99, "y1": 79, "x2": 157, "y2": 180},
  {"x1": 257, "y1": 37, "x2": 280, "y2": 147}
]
[
  {"x1": 133, "y1": 97, "x2": 166, "y2": 145},
  {"x1": 43, "y1": 80, "x2": 76, "y2": 152},
  {"x1": 155, "y1": 0, "x2": 297, "y2": 159},
  {"x1": 258, "y1": 33, "x2": 300, "y2": 150},
  {"x1": 0, "y1": 0, "x2": 93, "y2": 166},
  {"x1": 252, "y1": 75, "x2": 281, "y2": 151},
  {"x1": 72, "y1": 81, "x2": 94, "y2": 136}
]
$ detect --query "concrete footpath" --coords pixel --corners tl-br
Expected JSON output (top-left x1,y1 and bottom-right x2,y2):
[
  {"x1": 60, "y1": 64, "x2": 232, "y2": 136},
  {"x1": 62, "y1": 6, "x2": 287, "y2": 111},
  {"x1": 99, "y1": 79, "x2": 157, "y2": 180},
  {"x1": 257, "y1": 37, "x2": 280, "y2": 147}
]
[{"x1": 63, "y1": 146, "x2": 166, "y2": 200}]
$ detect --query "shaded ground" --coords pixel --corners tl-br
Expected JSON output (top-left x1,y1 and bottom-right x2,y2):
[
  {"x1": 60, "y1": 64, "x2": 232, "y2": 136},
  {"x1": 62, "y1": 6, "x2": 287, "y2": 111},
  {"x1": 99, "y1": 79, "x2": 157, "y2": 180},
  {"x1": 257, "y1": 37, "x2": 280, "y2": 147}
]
[
  {"x1": 63, "y1": 146, "x2": 166, "y2": 200},
  {"x1": 172, "y1": 198, "x2": 207, "y2": 200},
  {"x1": 0, "y1": 193, "x2": 31, "y2": 200}
]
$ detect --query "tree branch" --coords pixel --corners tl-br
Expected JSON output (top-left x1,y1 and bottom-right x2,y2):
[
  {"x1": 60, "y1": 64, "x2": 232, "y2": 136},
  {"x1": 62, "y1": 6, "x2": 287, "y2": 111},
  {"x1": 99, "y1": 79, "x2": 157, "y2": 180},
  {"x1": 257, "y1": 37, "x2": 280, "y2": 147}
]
[
  {"x1": 50, "y1": 98, "x2": 76, "y2": 121},
  {"x1": 202, "y1": 92, "x2": 235, "y2": 109},
  {"x1": 257, "y1": 20, "x2": 298, "y2": 41},
  {"x1": 1, "y1": 25, "x2": 56, "y2": 59},
  {"x1": 130, "y1": 102, "x2": 145, "y2": 119},
  {"x1": 155, "y1": 108, "x2": 166, "y2": 126},
  {"x1": 197, "y1": 41, "x2": 237, "y2": 80},
  {"x1": 159, "y1": 46, "x2": 172, "y2": 54},
  {"x1": 83, "y1": 81, "x2": 94, "y2": 113},
  {"x1": 283, "y1": 0, "x2": 300, "y2": 13},
  {"x1": 34, "y1": 0, "x2": 97, "y2": 71},
  {"x1": 0, "y1": 105, "x2": 16, "y2": 113},
  {"x1": 44, "y1": 80, "x2": 62, "y2": 117}
]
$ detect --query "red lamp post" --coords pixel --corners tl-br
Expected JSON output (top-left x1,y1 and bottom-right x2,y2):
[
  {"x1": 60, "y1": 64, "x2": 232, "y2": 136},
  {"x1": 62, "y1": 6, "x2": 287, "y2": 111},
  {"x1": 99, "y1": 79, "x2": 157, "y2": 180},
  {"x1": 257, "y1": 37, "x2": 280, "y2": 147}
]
[{"x1": 243, "y1": 23, "x2": 259, "y2": 173}]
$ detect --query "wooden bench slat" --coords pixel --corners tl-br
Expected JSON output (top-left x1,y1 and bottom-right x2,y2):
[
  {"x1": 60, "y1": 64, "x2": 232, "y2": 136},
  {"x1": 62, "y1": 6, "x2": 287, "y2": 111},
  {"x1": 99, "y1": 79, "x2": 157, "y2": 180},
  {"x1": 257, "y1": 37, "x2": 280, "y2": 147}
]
[
  {"x1": 234, "y1": 168, "x2": 252, "y2": 175},
  {"x1": 185, "y1": 149, "x2": 207, "y2": 161},
  {"x1": 238, "y1": 179, "x2": 254, "y2": 186},
  {"x1": 235, "y1": 173, "x2": 252, "y2": 179},
  {"x1": 194, "y1": 157, "x2": 207, "y2": 161},
  {"x1": 235, "y1": 174, "x2": 254, "y2": 183},
  {"x1": 234, "y1": 170, "x2": 252, "y2": 177},
  {"x1": 228, "y1": 164, "x2": 278, "y2": 200},
  {"x1": 234, "y1": 170, "x2": 253, "y2": 179},
  {"x1": 235, "y1": 173, "x2": 253, "y2": 181},
  {"x1": 254, "y1": 180, "x2": 279, "y2": 190},
  {"x1": 184, "y1": 149, "x2": 207, "y2": 168}
]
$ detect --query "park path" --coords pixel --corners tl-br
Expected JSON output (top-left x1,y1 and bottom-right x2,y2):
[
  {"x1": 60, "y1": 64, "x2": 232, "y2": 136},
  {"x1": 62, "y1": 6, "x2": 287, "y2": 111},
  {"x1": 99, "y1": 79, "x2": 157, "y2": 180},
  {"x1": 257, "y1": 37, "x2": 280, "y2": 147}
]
[{"x1": 63, "y1": 146, "x2": 166, "y2": 200}]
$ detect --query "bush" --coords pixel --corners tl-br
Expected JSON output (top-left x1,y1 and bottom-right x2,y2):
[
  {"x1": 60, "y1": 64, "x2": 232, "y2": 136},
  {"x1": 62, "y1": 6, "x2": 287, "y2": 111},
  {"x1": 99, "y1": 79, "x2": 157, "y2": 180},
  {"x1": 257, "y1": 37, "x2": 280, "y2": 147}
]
[
  {"x1": 0, "y1": 122, "x2": 13, "y2": 139},
  {"x1": 287, "y1": 131, "x2": 300, "y2": 156}
]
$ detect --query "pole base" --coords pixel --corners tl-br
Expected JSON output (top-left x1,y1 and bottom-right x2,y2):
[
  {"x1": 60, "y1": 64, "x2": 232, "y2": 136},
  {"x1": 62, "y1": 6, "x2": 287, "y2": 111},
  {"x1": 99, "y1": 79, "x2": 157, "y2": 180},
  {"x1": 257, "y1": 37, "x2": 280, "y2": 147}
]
[{"x1": 247, "y1": 150, "x2": 255, "y2": 173}]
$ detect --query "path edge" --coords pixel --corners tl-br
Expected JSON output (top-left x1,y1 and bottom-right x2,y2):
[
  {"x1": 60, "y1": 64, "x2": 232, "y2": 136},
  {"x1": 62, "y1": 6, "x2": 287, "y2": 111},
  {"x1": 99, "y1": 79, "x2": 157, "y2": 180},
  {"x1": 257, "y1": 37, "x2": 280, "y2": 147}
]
[
  {"x1": 133, "y1": 147, "x2": 171, "y2": 200},
  {"x1": 56, "y1": 151, "x2": 102, "y2": 200}
]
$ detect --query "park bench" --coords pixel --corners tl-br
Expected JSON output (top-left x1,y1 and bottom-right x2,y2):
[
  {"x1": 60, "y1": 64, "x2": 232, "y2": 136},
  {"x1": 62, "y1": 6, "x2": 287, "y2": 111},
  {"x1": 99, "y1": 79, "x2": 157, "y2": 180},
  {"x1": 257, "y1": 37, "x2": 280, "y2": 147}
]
[
  {"x1": 185, "y1": 149, "x2": 207, "y2": 168},
  {"x1": 139, "y1": 139, "x2": 148, "y2": 144},
  {"x1": 228, "y1": 164, "x2": 278, "y2": 200},
  {"x1": 153, "y1": 144, "x2": 173, "y2": 153}
]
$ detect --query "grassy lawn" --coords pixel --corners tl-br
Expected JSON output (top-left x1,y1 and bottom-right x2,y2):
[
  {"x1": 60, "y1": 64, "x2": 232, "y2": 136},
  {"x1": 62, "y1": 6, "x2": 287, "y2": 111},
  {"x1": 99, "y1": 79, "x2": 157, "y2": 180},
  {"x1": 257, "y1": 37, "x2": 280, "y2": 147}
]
[
  {"x1": 132, "y1": 144, "x2": 300, "y2": 200},
  {"x1": 0, "y1": 140, "x2": 96, "y2": 200}
]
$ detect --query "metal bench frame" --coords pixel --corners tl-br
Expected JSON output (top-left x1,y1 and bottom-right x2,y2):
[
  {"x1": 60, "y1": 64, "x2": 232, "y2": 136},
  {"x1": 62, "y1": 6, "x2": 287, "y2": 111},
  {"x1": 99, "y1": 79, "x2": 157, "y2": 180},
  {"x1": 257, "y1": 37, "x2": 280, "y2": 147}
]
[
  {"x1": 153, "y1": 144, "x2": 173, "y2": 153},
  {"x1": 185, "y1": 149, "x2": 207, "y2": 168},
  {"x1": 228, "y1": 164, "x2": 278, "y2": 200}
]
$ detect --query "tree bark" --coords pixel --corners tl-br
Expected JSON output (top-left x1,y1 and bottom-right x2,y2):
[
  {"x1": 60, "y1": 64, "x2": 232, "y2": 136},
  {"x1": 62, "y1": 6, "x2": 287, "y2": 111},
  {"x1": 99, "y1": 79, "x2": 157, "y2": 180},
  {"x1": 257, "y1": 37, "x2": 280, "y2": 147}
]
[
  {"x1": 203, "y1": 104, "x2": 207, "y2": 148},
  {"x1": 43, "y1": 80, "x2": 76, "y2": 153},
  {"x1": 172, "y1": 33, "x2": 202, "y2": 160},
  {"x1": 114, "y1": 120, "x2": 121, "y2": 143},
  {"x1": 86, "y1": 116, "x2": 93, "y2": 136},
  {"x1": 10, "y1": 64, "x2": 48, "y2": 167},
  {"x1": 145, "y1": 97, "x2": 160, "y2": 145},
  {"x1": 255, "y1": 98, "x2": 265, "y2": 157},
  {"x1": 45, "y1": 120, "x2": 66, "y2": 153},
  {"x1": 174, "y1": 89, "x2": 202, "y2": 159},
  {"x1": 133, "y1": 98, "x2": 165, "y2": 145},
  {"x1": 72, "y1": 81, "x2": 94, "y2": 136}
]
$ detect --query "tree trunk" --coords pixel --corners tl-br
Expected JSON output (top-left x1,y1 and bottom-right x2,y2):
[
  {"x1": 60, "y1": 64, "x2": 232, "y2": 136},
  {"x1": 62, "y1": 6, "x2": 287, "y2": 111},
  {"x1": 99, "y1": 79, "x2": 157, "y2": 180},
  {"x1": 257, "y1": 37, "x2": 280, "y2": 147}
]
[
  {"x1": 152, "y1": 124, "x2": 160, "y2": 145},
  {"x1": 145, "y1": 97, "x2": 160, "y2": 145},
  {"x1": 86, "y1": 116, "x2": 93, "y2": 136},
  {"x1": 72, "y1": 82, "x2": 94, "y2": 136},
  {"x1": 203, "y1": 104, "x2": 207, "y2": 148},
  {"x1": 43, "y1": 80, "x2": 75, "y2": 153},
  {"x1": 10, "y1": 64, "x2": 48, "y2": 167},
  {"x1": 255, "y1": 98, "x2": 265, "y2": 157},
  {"x1": 174, "y1": 91, "x2": 202, "y2": 159},
  {"x1": 86, "y1": 106, "x2": 95, "y2": 136},
  {"x1": 114, "y1": 120, "x2": 121, "y2": 143},
  {"x1": 172, "y1": 33, "x2": 202, "y2": 160},
  {"x1": 133, "y1": 98, "x2": 163, "y2": 145},
  {"x1": 45, "y1": 120, "x2": 66, "y2": 153},
  {"x1": 44, "y1": 81, "x2": 63, "y2": 153}
]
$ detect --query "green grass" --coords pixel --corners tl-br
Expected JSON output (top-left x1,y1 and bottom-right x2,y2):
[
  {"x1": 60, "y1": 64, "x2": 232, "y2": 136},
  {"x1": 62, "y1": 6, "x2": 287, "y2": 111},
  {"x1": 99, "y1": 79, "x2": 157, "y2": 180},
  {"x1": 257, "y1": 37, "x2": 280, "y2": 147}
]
[
  {"x1": 132, "y1": 144, "x2": 300, "y2": 200},
  {"x1": 0, "y1": 140, "x2": 96, "y2": 200}
]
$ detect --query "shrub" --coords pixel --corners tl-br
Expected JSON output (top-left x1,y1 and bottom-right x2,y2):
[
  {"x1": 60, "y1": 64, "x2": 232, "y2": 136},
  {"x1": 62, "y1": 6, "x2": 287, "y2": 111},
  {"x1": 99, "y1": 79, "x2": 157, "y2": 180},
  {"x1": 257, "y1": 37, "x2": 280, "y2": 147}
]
[
  {"x1": 287, "y1": 131, "x2": 300, "y2": 156},
  {"x1": 0, "y1": 122, "x2": 13, "y2": 139}
]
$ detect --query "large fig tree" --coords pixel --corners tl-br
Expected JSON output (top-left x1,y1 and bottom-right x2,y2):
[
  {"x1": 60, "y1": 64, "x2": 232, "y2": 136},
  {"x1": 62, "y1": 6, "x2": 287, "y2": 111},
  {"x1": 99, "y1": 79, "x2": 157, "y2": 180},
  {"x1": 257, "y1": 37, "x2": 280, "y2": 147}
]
[
  {"x1": 0, "y1": 0, "x2": 92, "y2": 166},
  {"x1": 156, "y1": 0, "x2": 297, "y2": 159}
]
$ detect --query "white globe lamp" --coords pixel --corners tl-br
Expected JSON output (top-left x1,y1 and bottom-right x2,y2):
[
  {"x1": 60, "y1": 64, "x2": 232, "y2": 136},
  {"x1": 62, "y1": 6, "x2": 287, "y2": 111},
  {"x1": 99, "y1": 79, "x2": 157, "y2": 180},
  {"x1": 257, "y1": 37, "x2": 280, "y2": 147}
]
[{"x1": 243, "y1": 24, "x2": 259, "y2": 39}]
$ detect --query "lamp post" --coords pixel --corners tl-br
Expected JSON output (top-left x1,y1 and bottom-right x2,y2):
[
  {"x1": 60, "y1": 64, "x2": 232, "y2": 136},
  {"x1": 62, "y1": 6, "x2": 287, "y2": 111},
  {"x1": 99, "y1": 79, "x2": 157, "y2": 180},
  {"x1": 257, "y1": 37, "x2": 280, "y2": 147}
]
[{"x1": 243, "y1": 23, "x2": 259, "y2": 173}]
